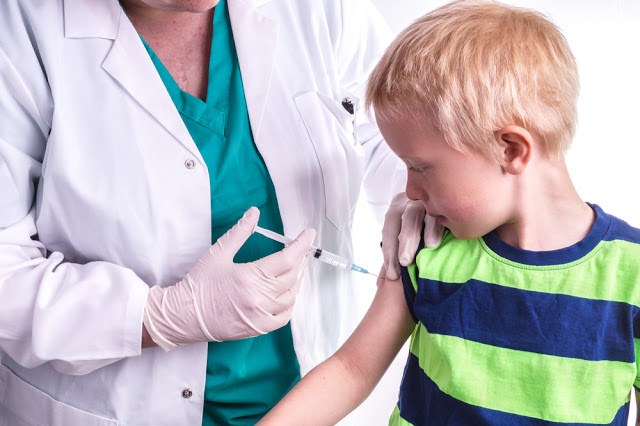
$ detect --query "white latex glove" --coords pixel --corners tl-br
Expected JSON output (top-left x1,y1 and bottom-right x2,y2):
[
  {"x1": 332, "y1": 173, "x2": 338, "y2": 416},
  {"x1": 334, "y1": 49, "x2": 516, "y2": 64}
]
[
  {"x1": 381, "y1": 192, "x2": 444, "y2": 281},
  {"x1": 144, "y1": 207, "x2": 316, "y2": 351}
]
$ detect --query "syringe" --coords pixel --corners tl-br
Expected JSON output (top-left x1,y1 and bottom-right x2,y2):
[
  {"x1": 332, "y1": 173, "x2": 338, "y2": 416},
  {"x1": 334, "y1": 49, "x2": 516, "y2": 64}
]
[{"x1": 254, "y1": 225, "x2": 377, "y2": 277}]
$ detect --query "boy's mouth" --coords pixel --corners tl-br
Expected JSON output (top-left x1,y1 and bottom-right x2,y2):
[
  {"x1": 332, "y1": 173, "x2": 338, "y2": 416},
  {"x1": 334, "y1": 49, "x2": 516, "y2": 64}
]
[{"x1": 427, "y1": 212, "x2": 447, "y2": 225}]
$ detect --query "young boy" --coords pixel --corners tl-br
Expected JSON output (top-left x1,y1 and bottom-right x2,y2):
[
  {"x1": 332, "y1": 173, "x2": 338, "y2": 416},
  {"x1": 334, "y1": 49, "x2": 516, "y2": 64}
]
[{"x1": 258, "y1": 0, "x2": 640, "y2": 424}]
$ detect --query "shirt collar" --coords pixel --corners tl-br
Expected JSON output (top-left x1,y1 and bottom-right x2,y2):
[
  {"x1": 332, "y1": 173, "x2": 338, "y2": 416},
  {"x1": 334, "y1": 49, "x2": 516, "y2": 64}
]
[{"x1": 481, "y1": 203, "x2": 611, "y2": 267}]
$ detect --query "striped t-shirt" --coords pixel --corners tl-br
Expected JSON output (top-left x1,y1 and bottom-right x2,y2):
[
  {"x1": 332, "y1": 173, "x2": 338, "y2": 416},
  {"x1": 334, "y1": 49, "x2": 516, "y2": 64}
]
[{"x1": 393, "y1": 204, "x2": 640, "y2": 425}]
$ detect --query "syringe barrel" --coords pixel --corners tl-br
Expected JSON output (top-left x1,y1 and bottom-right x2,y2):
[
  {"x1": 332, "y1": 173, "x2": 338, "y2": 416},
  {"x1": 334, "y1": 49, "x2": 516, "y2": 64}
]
[
  {"x1": 313, "y1": 248, "x2": 353, "y2": 270},
  {"x1": 255, "y1": 226, "x2": 365, "y2": 273}
]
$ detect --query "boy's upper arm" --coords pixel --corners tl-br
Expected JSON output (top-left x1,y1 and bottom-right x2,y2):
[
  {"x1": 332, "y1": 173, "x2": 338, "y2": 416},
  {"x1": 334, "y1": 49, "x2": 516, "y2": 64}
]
[{"x1": 334, "y1": 275, "x2": 416, "y2": 386}]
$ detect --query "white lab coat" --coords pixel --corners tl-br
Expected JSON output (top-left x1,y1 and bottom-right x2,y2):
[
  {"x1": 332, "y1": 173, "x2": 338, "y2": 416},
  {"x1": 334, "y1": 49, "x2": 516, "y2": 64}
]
[{"x1": 0, "y1": 0, "x2": 406, "y2": 424}]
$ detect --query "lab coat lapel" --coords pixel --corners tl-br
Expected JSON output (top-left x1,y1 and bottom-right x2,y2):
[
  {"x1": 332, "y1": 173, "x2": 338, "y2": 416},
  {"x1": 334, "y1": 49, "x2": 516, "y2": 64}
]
[
  {"x1": 102, "y1": 15, "x2": 202, "y2": 159},
  {"x1": 228, "y1": 0, "x2": 279, "y2": 140},
  {"x1": 64, "y1": 0, "x2": 202, "y2": 161}
]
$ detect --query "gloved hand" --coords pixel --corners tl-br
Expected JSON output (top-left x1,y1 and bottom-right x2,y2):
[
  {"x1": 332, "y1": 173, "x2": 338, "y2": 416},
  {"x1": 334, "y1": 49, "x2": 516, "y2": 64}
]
[
  {"x1": 144, "y1": 207, "x2": 316, "y2": 351},
  {"x1": 381, "y1": 192, "x2": 444, "y2": 281}
]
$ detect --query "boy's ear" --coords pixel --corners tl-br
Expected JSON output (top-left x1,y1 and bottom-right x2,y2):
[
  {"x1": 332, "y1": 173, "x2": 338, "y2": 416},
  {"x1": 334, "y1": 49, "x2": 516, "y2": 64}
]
[{"x1": 495, "y1": 125, "x2": 533, "y2": 175}]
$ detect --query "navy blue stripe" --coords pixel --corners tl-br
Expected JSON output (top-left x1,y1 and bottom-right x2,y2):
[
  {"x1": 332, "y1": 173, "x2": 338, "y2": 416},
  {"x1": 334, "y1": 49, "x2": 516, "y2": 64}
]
[
  {"x1": 401, "y1": 265, "x2": 419, "y2": 323},
  {"x1": 413, "y1": 278, "x2": 638, "y2": 362},
  {"x1": 482, "y1": 204, "x2": 611, "y2": 266},
  {"x1": 604, "y1": 215, "x2": 640, "y2": 245},
  {"x1": 398, "y1": 352, "x2": 630, "y2": 425},
  {"x1": 400, "y1": 236, "x2": 426, "y2": 324}
]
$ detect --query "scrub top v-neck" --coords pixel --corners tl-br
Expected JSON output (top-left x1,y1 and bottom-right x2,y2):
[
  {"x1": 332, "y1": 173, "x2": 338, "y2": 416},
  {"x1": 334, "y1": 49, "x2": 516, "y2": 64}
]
[{"x1": 139, "y1": 1, "x2": 300, "y2": 424}]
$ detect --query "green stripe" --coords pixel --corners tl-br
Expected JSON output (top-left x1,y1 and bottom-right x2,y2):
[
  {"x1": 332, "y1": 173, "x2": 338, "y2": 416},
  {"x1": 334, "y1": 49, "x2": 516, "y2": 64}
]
[
  {"x1": 410, "y1": 325, "x2": 634, "y2": 423},
  {"x1": 414, "y1": 236, "x2": 640, "y2": 305},
  {"x1": 388, "y1": 405, "x2": 413, "y2": 426}
]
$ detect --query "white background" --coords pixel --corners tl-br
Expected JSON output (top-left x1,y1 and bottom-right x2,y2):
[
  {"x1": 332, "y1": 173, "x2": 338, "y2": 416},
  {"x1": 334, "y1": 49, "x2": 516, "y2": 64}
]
[{"x1": 346, "y1": 1, "x2": 640, "y2": 424}]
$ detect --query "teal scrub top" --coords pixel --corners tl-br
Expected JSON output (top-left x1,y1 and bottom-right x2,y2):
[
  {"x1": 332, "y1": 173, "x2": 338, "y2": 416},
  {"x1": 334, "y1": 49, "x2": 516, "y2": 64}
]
[{"x1": 139, "y1": 1, "x2": 300, "y2": 424}]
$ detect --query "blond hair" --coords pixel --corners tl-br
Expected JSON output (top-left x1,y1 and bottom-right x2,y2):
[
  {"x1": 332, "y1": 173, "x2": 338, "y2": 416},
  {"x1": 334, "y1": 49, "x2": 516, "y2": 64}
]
[{"x1": 366, "y1": 0, "x2": 579, "y2": 159}]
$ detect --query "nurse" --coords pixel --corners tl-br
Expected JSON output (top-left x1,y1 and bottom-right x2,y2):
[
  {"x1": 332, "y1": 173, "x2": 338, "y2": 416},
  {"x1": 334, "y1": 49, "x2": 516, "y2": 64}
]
[{"x1": 0, "y1": 0, "x2": 436, "y2": 425}]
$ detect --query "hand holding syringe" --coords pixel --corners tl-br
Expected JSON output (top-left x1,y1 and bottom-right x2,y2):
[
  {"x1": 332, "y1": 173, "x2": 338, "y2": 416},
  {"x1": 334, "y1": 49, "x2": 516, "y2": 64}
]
[{"x1": 254, "y1": 226, "x2": 377, "y2": 277}]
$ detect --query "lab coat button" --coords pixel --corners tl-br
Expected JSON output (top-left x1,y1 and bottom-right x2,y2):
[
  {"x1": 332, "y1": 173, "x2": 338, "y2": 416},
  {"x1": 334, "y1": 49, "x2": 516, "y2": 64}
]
[
  {"x1": 182, "y1": 388, "x2": 193, "y2": 399},
  {"x1": 185, "y1": 159, "x2": 195, "y2": 169}
]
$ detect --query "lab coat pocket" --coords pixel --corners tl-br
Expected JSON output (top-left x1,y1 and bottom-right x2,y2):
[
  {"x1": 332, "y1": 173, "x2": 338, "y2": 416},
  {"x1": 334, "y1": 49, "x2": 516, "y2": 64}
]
[
  {"x1": 294, "y1": 90, "x2": 365, "y2": 230},
  {"x1": 0, "y1": 364, "x2": 119, "y2": 426}
]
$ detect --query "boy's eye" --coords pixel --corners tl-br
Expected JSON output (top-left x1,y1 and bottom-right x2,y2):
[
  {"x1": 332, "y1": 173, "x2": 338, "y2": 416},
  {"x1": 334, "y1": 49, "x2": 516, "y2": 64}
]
[{"x1": 408, "y1": 166, "x2": 426, "y2": 174}]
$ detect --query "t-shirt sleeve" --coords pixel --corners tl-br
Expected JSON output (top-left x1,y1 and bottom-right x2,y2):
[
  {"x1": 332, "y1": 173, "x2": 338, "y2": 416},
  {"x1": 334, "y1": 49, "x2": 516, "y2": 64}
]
[
  {"x1": 399, "y1": 235, "x2": 429, "y2": 325},
  {"x1": 400, "y1": 263, "x2": 419, "y2": 324}
]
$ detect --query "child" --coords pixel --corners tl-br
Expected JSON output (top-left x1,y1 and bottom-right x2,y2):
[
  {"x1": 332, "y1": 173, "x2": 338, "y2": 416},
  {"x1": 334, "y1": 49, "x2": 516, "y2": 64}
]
[{"x1": 258, "y1": 0, "x2": 640, "y2": 424}]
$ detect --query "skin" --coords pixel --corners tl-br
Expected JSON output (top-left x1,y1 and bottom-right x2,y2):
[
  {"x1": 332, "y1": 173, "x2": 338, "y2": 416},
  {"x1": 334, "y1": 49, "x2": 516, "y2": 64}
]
[
  {"x1": 379, "y1": 119, "x2": 595, "y2": 251},
  {"x1": 119, "y1": 0, "x2": 220, "y2": 101},
  {"x1": 257, "y1": 116, "x2": 640, "y2": 425}
]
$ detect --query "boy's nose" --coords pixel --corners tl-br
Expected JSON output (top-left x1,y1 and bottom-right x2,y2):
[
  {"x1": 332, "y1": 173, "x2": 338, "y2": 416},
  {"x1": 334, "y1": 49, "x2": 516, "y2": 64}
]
[{"x1": 405, "y1": 174, "x2": 427, "y2": 202}]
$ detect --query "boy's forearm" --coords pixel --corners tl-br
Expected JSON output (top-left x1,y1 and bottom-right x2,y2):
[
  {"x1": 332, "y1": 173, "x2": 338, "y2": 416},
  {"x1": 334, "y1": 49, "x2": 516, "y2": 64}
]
[{"x1": 258, "y1": 353, "x2": 377, "y2": 425}]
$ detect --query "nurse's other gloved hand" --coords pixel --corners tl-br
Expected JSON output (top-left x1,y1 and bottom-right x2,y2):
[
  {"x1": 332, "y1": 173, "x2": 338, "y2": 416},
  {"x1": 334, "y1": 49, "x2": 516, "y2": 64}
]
[
  {"x1": 381, "y1": 192, "x2": 444, "y2": 281},
  {"x1": 143, "y1": 207, "x2": 316, "y2": 351}
]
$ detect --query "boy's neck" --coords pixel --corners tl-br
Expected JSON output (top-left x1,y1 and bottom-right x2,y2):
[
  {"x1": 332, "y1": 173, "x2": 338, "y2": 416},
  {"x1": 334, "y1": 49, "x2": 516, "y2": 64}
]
[{"x1": 493, "y1": 159, "x2": 595, "y2": 252}]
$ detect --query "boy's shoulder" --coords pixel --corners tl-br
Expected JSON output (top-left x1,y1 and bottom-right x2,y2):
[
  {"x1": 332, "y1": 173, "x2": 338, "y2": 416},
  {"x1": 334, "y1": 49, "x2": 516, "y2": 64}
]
[
  {"x1": 406, "y1": 230, "x2": 485, "y2": 290},
  {"x1": 414, "y1": 230, "x2": 483, "y2": 269},
  {"x1": 601, "y1": 208, "x2": 640, "y2": 245},
  {"x1": 595, "y1": 207, "x2": 640, "y2": 280}
]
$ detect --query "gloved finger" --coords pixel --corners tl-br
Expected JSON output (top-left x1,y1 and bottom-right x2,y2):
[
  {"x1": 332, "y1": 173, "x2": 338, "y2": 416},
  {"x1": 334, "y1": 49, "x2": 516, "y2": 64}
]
[
  {"x1": 273, "y1": 287, "x2": 296, "y2": 311},
  {"x1": 251, "y1": 291, "x2": 295, "y2": 320},
  {"x1": 398, "y1": 200, "x2": 426, "y2": 266},
  {"x1": 210, "y1": 207, "x2": 261, "y2": 261},
  {"x1": 244, "y1": 302, "x2": 292, "y2": 334},
  {"x1": 381, "y1": 193, "x2": 407, "y2": 281},
  {"x1": 261, "y1": 255, "x2": 307, "y2": 307},
  {"x1": 282, "y1": 254, "x2": 307, "y2": 296},
  {"x1": 256, "y1": 228, "x2": 316, "y2": 277},
  {"x1": 376, "y1": 264, "x2": 386, "y2": 288},
  {"x1": 240, "y1": 254, "x2": 306, "y2": 316},
  {"x1": 274, "y1": 255, "x2": 306, "y2": 299},
  {"x1": 423, "y1": 213, "x2": 445, "y2": 249},
  {"x1": 269, "y1": 306, "x2": 295, "y2": 329}
]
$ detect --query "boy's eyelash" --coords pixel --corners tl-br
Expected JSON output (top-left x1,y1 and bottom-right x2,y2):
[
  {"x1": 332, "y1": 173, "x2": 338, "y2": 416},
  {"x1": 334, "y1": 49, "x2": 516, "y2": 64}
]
[{"x1": 408, "y1": 166, "x2": 424, "y2": 173}]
